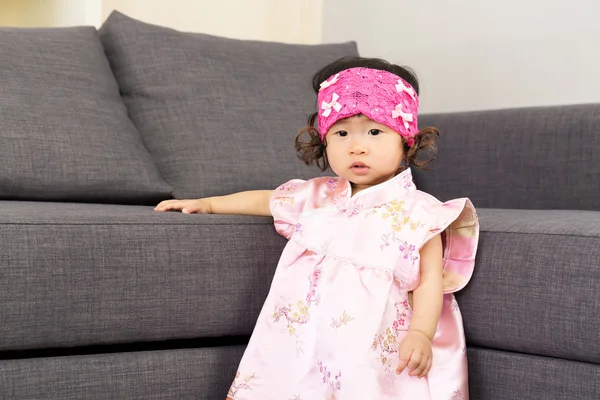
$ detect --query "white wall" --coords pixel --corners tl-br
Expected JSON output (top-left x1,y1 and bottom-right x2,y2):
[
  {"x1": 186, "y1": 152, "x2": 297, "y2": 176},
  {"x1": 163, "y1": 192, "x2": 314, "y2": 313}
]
[
  {"x1": 101, "y1": 0, "x2": 322, "y2": 43},
  {"x1": 322, "y1": 0, "x2": 600, "y2": 113},
  {"x1": 54, "y1": 0, "x2": 102, "y2": 27}
]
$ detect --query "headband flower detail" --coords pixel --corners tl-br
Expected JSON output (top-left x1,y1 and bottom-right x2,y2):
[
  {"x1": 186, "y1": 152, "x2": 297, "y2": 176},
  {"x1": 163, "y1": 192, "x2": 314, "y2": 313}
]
[
  {"x1": 395, "y1": 78, "x2": 416, "y2": 100},
  {"x1": 392, "y1": 104, "x2": 414, "y2": 130},
  {"x1": 319, "y1": 73, "x2": 340, "y2": 91},
  {"x1": 321, "y1": 93, "x2": 342, "y2": 117}
]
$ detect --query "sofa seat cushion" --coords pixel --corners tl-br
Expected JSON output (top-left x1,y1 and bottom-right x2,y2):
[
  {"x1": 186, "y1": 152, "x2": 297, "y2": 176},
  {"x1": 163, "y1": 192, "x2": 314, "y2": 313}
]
[
  {"x1": 457, "y1": 208, "x2": 600, "y2": 364},
  {"x1": 1, "y1": 203, "x2": 598, "y2": 367},
  {"x1": 0, "y1": 201, "x2": 283, "y2": 351},
  {"x1": 0, "y1": 346, "x2": 244, "y2": 400},
  {"x1": 467, "y1": 347, "x2": 600, "y2": 400}
]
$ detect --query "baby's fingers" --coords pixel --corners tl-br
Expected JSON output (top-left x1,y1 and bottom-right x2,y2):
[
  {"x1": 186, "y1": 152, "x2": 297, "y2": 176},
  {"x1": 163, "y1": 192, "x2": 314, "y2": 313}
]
[
  {"x1": 396, "y1": 350, "x2": 412, "y2": 375},
  {"x1": 420, "y1": 357, "x2": 433, "y2": 378},
  {"x1": 409, "y1": 354, "x2": 429, "y2": 378},
  {"x1": 406, "y1": 351, "x2": 422, "y2": 372},
  {"x1": 154, "y1": 200, "x2": 178, "y2": 211},
  {"x1": 156, "y1": 200, "x2": 189, "y2": 212},
  {"x1": 181, "y1": 204, "x2": 197, "y2": 214}
]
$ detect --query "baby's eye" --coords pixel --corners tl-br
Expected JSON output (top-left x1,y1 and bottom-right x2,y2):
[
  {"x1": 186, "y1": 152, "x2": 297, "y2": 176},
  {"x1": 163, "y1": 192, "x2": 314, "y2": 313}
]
[
  {"x1": 335, "y1": 131, "x2": 348, "y2": 137},
  {"x1": 368, "y1": 129, "x2": 382, "y2": 136}
]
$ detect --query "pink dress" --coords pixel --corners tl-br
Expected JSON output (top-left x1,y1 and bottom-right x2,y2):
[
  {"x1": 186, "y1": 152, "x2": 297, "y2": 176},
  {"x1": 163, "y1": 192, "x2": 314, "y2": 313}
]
[{"x1": 228, "y1": 168, "x2": 479, "y2": 400}]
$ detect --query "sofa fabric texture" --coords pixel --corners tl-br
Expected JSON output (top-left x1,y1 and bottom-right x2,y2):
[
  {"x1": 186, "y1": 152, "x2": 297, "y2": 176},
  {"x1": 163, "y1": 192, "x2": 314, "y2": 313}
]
[
  {"x1": 416, "y1": 104, "x2": 600, "y2": 210},
  {"x1": 0, "y1": 25, "x2": 171, "y2": 203},
  {"x1": 99, "y1": 12, "x2": 359, "y2": 199}
]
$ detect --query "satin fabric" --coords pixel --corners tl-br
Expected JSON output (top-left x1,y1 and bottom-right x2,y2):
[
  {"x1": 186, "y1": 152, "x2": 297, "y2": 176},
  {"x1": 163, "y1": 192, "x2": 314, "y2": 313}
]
[{"x1": 228, "y1": 169, "x2": 479, "y2": 400}]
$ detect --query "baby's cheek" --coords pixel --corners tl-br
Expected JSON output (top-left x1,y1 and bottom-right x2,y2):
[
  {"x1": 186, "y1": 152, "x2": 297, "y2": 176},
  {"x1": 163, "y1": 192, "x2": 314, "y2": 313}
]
[{"x1": 378, "y1": 145, "x2": 404, "y2": 165}]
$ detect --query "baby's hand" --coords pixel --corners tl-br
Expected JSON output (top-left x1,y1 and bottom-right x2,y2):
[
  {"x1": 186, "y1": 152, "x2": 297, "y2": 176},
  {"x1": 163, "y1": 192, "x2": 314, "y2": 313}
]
[
  {"x1": 395, "y1": 330, "x2": 433, "y2": 378},
  {"x1": 154, "y1": 198, "x2": 212, "y2": 214}
]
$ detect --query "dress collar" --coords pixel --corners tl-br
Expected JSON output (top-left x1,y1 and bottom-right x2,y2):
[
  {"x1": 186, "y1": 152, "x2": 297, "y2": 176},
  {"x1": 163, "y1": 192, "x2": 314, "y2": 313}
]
[{"x1": 333, "y1": 168, "x2": 417, "y2": 215}]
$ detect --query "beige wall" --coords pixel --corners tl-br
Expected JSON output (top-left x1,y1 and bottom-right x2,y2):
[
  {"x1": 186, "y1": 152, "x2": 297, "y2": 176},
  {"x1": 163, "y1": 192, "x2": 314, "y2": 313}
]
[
  {"x1": 0, "y1": 0, "x2": 63, "y2": 27},
  {"x1": 0, "y1": 0, "x2": 101, "y2": 27},
  {"x1": 101, "y1": 0, "x2": 322, "y2": 43},
  {"x1": 0, "y1": 0, "x2": 322, "y2": 44}
]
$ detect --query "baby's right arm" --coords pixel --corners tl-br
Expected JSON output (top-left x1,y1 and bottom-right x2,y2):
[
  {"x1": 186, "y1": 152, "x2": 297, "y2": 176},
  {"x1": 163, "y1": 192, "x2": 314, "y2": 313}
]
[{"x1": 154, "y1": 190, "x2": 273, "y2": 216}]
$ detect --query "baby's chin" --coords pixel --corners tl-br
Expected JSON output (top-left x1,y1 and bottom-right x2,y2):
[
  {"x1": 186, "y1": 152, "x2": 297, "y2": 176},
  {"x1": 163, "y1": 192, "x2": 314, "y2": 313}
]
[{"x1": 344, "y1": 172, "x2": 395, "y2": 188}]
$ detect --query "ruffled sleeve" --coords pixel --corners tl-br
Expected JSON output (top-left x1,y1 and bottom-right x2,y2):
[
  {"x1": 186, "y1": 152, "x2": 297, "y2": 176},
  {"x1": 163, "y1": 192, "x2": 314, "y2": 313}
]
[
  {"x1": 421, "y1": 196, "x2": 480, "y2": 294},
  {"x1": 270, "y1": 179, "x2": 314, "y2": 240}
]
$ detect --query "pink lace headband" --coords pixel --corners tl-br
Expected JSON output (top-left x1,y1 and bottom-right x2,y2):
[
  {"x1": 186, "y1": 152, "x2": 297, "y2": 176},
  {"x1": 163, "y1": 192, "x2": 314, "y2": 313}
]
[{"x1": 317, "y1": 67, "x2": 420, "y2": 146}]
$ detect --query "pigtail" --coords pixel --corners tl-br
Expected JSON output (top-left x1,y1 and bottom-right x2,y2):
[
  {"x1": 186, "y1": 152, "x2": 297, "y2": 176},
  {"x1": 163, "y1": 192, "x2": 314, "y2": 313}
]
[
  {"x1": 295, "y1": 112, "x2": 329, "y2": 171},
  {"x1": 404, "y1": 126, "x2": 440, "y2": 169}
]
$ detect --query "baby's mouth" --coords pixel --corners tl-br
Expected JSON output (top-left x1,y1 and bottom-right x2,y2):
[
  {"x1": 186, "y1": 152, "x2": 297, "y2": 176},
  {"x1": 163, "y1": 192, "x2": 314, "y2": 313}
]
[{"x1": 351, "y1": 161, "x2": 369, "y2": 170}]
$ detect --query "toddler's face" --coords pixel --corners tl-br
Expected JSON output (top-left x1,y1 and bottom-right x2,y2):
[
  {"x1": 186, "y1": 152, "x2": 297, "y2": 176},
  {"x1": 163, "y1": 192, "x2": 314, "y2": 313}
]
[{"x1": 325, "y1": 114, "x2": 404, "y2": 194}]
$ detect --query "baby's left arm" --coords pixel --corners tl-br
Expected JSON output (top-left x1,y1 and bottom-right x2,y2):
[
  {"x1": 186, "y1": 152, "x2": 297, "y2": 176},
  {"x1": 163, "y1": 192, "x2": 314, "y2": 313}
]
[
  {"x1": 396, "y1": 233, "x2": 443, "y2": 378},
  {"x1": 410, "y1": 233, "x2": 444, "y2": 338}
]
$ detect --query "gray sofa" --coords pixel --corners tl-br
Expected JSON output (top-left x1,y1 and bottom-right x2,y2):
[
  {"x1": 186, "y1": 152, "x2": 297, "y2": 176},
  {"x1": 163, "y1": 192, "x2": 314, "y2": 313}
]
[{"x1": 1, "y1": 11, "x2": 598, "y2": 400}]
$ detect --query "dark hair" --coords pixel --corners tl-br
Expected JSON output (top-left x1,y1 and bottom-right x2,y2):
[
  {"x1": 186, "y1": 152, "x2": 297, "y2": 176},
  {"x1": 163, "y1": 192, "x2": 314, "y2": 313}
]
[{"x1": 295, "y1": 56, "x2": 439, "y2": 172}]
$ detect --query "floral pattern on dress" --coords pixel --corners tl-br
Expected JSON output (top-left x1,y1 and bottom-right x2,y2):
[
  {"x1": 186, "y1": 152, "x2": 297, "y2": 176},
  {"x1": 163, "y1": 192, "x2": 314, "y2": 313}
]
[
  {"x1": 273, "y1": 196, "x2": 295, "y2": 208},
  {"x1": 372, "y1": 300, "x2": 411, "y2": 378},
  {"x1": 227, "y1": 371, "x2": 255, "y2": 398},
  {"x1": 318, "y1": 359, "x2": 342, "y2": 397},
  {"x1": 398, "y1": 241, "x2": 419, "y2": 265},
  {"x1": 377, "y1": 199, "x2": 425, "y2": 232},
  {"x1": 234, "y1": 170, "x2": 477, "y2": 398},
  {"x1": 451, "y1": 389, "x2": 465, "y2": 400},
  {"x1": 451, "y1": 297, "x2": 460, "y2": 311},
  {"x1": 330, "y1": 310, "x2": 354, "y2": 329},
  {"x1": 401, "y1": 172, "x2": 415, "y2": 190},
  {"x1": 332, "y1": 190, "x2": 348, "y2": 207},
  {"x1": 278, "y1": 182, "x2": 300, "y2": 192},
  {"x1": 319, "y1": 238, "x2": 332, "y2": 254},
  {"x1": 375, "y1": 200, "x2": 425, "y2": 253},
  {"x1": 273, "y1": 267, "x2": 323, "y2": 353}
]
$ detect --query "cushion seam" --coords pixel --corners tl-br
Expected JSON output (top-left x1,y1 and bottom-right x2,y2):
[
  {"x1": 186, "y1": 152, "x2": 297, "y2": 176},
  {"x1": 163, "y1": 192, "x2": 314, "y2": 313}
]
[{"x1": 1, "y1": 223, "x2": 598, "y2": 238}]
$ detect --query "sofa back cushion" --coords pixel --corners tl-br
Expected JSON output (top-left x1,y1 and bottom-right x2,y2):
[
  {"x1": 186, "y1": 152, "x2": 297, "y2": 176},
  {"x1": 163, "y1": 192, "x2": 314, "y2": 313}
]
[
  {"x1": 0, "y1": 26, "x2": 172, "y2": 204},
  {"x1": 99, "y1": 11, "x2": 358, "y2": 198},
  {"x1": 415, "y1": 104, "x2": 600, "y2": 210}
]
